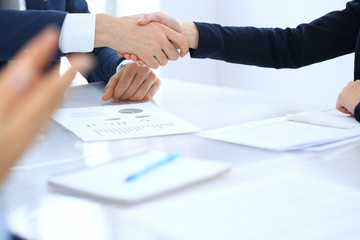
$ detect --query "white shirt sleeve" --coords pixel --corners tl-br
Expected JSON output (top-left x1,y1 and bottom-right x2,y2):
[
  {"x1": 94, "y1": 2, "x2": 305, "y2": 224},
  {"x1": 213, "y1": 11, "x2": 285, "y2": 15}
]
[
  {"x1": 19, "y1": 0, "x2": 26, "y2": 10},
  {"x1": 116, "y1": 59, "x2": 134, "y2": 72},
  {"x1": 59, "y1": 13, "x2": 96, "y2": 53}
]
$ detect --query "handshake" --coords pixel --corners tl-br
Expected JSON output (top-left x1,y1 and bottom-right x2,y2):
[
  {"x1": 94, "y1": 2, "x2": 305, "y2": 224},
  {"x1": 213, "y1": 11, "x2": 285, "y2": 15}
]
[{"x1": 95, "y1": 12, "x2": 199, "y2": 69}]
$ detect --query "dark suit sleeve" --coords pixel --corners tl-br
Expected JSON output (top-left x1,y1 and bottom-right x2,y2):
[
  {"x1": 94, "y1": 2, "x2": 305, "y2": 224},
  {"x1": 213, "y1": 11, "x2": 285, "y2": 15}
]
[
  {"x1": 354, "y1": 102, "x2": 360, "y2": 122},
  {"x1": 0, "y1": 9, "x2": 67, "y2": 60},
  {"x1": 191, "y1": 0, "x2": 360, "y2": 69},
  {"x1": 65, "y1": 0, "x2": 123, "y2": 83}
]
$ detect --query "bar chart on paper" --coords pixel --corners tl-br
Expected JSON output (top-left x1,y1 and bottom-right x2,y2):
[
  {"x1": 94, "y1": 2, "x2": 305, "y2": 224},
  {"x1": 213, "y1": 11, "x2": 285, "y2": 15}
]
[{"x1": 52, "y1": 102, "x2": 201, "y2": 142}]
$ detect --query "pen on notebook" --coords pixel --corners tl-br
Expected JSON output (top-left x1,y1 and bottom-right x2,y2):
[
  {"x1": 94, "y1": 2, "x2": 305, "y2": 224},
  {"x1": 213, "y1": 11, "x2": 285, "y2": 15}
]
[
  {"x1": 125, "y1": 151, "x2": 182, "y2": 182},
  {"x1": 286, "y1": 113, "x2": 356, "y2": 129}
]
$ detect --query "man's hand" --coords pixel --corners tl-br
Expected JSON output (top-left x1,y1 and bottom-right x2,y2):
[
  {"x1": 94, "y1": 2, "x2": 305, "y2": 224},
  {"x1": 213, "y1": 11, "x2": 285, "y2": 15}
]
[
  {"x1": 138, "y1": 13, "x2": 199, "y2": 49},
  {"x1": 95, "y1": 13, "x2": 188, "y2": 69},
  {"x1": 102, "y1": 62, "x2": 160, "y2": 101},
  {"x1": 336, "y1": 81, "x2": 360, "y2": 115},
  {"x1": 119, "y1": 12, "x2": 199, "y2": 62},
  {"x1": 0, "y1": 27, "x2": 93, "y2": 180}
]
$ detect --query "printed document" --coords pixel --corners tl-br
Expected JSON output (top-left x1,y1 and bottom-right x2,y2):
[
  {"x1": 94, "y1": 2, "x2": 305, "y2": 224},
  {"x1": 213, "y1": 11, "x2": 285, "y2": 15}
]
[
  {"x1": 52, "y1": 102, "x2": 201, "y2": 142},
  {"x1": 199, "y1": 110, "x2": 360, "y2": 151}
]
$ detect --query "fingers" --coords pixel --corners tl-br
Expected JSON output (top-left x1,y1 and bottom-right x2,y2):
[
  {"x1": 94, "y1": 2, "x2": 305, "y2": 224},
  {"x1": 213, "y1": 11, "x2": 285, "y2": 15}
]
[
  {"x1": 0, "y1": 30, "x2": 94, "y2": 165},
  {"x1": 138, "y1": 13, "x2": 157, "y2": 25},
  {"x1": 104, "y1": 63, "x2": 159, "y2": 101},
  {"x1": 336, "y1": 101, "x2": 350, "y2": 114},
  {"x1": 142, "y1": 54, "x2": 160, "y2": 69},
  {"x1": 159, "y1": 40, "x2": 180, "y2": 62},
  {"x1": 335, "y1": 81, "x2": 360, "y2": 115},
  {"x1": 117, "y1": 14, "x2": 187, "y2": 68},
  {"x1": 138, "y1": 12, "x2": 182, "y2": 33},
  {"x1": 113, "y1": 64, "x2": 138, "y2": 99},
  {"x1": 102, "y1": 73, "x2": 119, "y2": 101},
  {"x1": 154, "y1": 49, "x2": 170, "y2": 66},
  {"x1": 129, "y1": 76, "x2": 161, "y2": 101},
  {"x1": 124, "y1": 72, "x2": 156, "y2": 101},
  {"x1": 161, "y1": 24, "x2": 189, "y2": 57},
  {"x1": 129, "y1": 54, "x2": 138, "y2": 62},
  {"x1": 120, "y1": 66, "x2": 151, "y2": 99},
  {"x1": 138, "y1": 13, "x2": 188, "y2": 58},
  {"x1": 138, "y1": 59, "x2": 145, "y2": 65},
  {"x1": 13, "y1": 54, "x2": 94, "y2": 121},
  {"x1": 58, "y1": 54, "x2": 95, "y2": 92},
  {"x1": 118, "y1": 52, "x2": 145, "y2": 65}
]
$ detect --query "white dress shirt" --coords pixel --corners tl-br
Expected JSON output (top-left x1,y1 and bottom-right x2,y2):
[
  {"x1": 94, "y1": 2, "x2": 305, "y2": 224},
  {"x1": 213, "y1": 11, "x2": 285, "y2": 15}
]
[{"x1": 19, "y1": 0, "x2": 95, "y2": 53}]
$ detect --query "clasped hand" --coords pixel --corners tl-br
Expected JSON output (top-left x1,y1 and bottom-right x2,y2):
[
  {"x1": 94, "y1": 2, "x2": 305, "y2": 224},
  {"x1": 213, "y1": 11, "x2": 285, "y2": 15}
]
[{"x1": 95, "y1": 13, "x2": 189, "y2": 69}]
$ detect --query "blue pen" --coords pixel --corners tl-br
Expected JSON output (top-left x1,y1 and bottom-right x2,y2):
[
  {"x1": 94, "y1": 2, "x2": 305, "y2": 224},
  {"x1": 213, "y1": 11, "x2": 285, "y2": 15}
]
[{"x1": 125, "y1": 151, "x2": 182, "y2": 182}]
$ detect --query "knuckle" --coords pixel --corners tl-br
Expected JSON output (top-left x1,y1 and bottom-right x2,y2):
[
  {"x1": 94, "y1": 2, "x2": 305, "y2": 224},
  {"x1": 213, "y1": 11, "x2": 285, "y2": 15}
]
[
  {"x1": 148, "y1": 71, "x2": 156, "y2": 79},
  {"x1": 152, "y1": 63, "x2": 159, "y2": 69},
  {"x1": 171, "y1": 54, "x2": 180, "y2": 61},
  {"x1": 157, "y1": 35, "x2": 167, "y2": 44},
  {"x1": 134, "y1": 91, "x2": 145, "y2": 100},
  {"x1": 180, "y1": 36, "x2": 187, "y2": 45},
  {"x1": 125, "y1": 88, "x2": 136, "y2": 97},
  {"x1": 338, "y1": 91, "x2": 345, "y2": 99},
  {"x1": 112, "y1": 92, "x2": 120, "y2": 99},
  {"x1": 142, "y1": 52, "x2": 152, "y2": 61},
  {"x1": 140, "y1": 66, "x2": 150, "y2": 75},
  {"x1": 128, "y1": 62, "x2": 138, "y2": 70},
  {"x1": 143, "y1": 94, "x2": 151, "y2": 101},
  {"x1": 160, "y1": 60, "x2": 167, "y2": 66}
]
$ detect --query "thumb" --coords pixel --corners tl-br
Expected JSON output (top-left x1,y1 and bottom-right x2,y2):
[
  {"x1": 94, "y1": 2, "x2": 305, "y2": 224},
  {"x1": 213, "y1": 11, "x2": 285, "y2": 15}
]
[
  {"x1": 102, "y1": 86, "x2": 114, "y2": 101},
  {"x1": 137, "y1": 14, "x2": 153, "y2": 25},
  {"x1": 138, "y1": 12, "x2": 182, "y2": 32}
]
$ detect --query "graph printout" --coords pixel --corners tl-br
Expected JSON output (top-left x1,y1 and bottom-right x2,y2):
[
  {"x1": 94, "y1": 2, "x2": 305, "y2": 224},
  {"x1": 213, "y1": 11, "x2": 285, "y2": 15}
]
[{"x1": 52, "y1": 102, "x2": 201, "y2": 142}]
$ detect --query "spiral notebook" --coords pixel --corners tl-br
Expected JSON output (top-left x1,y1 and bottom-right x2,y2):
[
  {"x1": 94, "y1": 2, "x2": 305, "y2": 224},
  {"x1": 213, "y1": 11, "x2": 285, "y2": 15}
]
[
  {"x1": 48, "y1": 151, "x2": 231, "y2": 204},
  {"x1": 286, "y1": 110, "x2": 358, "y2": 129}
]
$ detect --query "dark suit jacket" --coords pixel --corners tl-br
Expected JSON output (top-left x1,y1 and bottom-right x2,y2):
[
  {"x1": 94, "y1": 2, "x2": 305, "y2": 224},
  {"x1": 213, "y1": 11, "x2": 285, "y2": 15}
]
[
  {"x1": 192, "y1": 0, "x2": 360, "y2": 78},
  {"x1": 191, "y1": 0, "x2": 360, "y2": 121},
  {"x1": 0, "y1": 0, "x2": 123, "y2": 83}
]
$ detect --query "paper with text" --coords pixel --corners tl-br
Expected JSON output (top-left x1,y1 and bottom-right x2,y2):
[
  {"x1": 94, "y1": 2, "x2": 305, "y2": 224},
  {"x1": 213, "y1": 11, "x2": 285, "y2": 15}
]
[
  {"x1": 199, "y1": 110, "x2": 360, "y2": 151},
  {"x1": 52, "y1": 102, "x2": 201, "y2": 142}
]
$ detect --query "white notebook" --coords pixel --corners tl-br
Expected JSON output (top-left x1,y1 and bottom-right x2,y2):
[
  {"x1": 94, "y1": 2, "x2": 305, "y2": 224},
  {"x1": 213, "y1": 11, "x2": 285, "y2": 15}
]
[
  {"x1": 48, "y1": 151, "x2": 231, "y2": 204},
  {"x1": 286, "y1": 110, "x2": 358, "y2": 129}
]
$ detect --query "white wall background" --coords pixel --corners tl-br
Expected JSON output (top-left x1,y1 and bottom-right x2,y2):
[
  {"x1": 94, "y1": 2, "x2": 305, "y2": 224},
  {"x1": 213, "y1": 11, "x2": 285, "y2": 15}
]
[
  {"x1": 90, "y1": 0, "x2": 354, "y2": 107},
  {"x1": 159, "y1": 0, "x2": 353, "y2": 107}
]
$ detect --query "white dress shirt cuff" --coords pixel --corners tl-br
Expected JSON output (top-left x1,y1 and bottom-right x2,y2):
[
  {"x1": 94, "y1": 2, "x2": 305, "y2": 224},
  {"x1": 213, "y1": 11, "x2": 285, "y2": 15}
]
[
  {"x1": 116, "y1": 60, "x2": 134, "y2": 72},
  {"x1": 59, "y1": 13, "x2": 96, "y2": 53}
]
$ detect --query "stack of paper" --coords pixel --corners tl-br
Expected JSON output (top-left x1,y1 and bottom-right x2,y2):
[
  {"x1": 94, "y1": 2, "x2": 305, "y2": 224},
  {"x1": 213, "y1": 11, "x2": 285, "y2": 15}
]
[
  {"x1": 48, "y1": 151, "x2": 231, "y2": 204},
  {"x1": 199, "y1": 110, "x2": 360, "y2": 151}
]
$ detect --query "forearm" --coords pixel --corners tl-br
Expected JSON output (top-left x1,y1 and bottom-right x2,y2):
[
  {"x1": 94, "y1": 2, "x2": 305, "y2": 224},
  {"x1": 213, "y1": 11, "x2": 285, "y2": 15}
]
[
  {"x1": 94, "y1": 13, "x2": 130, "y2": 50},
  {"x1": 94, "y1": 13, "x2": 114, "y2": 48},
  {"x1": 190, "y1": 1, "x2": 360, "y2": 68},
  {"x1": 61, "y1": 13, "x2": 124, "y2": 82}
]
